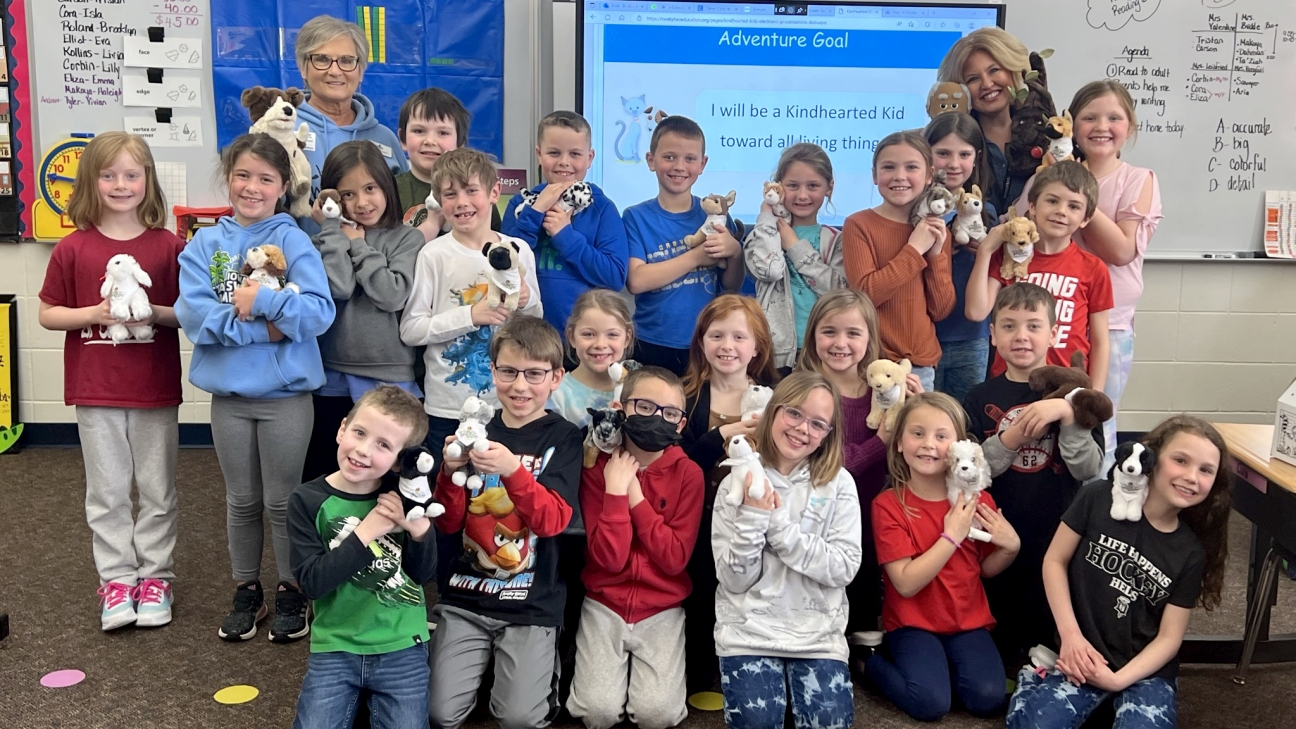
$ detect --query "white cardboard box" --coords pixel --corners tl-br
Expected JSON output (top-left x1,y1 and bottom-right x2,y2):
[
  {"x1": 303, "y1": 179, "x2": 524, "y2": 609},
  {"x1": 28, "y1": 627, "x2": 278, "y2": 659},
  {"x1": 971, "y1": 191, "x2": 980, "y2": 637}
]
[{"x1": 1273, "y1": 377, "x2": 1296, "y2": 466}]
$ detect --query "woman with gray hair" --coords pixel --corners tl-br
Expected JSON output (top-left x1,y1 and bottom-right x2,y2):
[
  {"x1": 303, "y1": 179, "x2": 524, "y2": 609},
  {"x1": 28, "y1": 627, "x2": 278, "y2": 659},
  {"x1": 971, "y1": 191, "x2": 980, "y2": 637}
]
[{"x1": 294, "y1": 15, "x2": 407, "y2": 218}]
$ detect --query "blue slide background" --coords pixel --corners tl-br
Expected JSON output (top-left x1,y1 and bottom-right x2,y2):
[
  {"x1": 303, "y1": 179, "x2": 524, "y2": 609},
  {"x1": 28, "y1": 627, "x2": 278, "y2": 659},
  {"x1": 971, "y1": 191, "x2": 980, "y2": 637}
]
[{"x1": 210, "y1": 1, "x2": 503, "y2": 158}]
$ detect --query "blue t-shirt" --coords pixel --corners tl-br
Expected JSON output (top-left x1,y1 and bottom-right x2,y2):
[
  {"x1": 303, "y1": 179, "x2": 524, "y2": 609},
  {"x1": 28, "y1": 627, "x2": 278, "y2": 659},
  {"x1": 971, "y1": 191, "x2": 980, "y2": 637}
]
[
  {"x1": 789, "y1": 224, "x2": 822, "y2": 347},
  {"x1": 624, "y1": 197, "x2": 726, "y2": 350},
  {"x1": 936, "y1": 200, "x2": 997, "y2": 344}
]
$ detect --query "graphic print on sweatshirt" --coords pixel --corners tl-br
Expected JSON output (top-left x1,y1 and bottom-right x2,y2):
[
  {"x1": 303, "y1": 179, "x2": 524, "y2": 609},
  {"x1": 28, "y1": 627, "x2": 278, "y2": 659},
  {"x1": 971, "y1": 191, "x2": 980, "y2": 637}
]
[
  {"x1": 1084, "y1": 531, "x2": 1173, "y2": 619},
  {"x1": 208, "y1": 249, "x2": 244, "y2": 304},
  {"x1": 448, "y1": 447, "x2": 555, "y2": 601},
  {"x1": 324, "y1": 515, "x2": 423, "y2": 607},
  {"x1": 442, "y1": 282, "x2": 494, "y2": 395},
  {"x1": 982, "y1": 400, "x2": 1059, "y2": 475}
]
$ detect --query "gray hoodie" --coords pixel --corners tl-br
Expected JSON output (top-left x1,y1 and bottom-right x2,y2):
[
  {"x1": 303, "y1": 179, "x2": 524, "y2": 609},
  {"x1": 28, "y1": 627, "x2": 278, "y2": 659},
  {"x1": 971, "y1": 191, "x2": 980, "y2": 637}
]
[
  {"x1": 712, "y1": 462, "x2": 862, "y2": 662},
  {"x1": 314, "y1": 221, "x2": 425, "y2": 383},
  {"x1": 743, "y1": 210, "x2": 847, "y2": 369}
]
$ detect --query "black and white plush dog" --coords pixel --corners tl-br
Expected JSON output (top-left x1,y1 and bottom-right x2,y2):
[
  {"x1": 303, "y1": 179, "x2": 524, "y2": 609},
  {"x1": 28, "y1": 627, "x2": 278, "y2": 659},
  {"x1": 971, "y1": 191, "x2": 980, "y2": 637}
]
[
  {"x1": 1109, "y1": 441, "x2": 1156, "y2": 522},
  {"x1": 482, "y1": 239, "x2": 526, "y2": 311},
  {"x1": 583, "y1": 407, "x2": 625, "y2": 468},
  {"x1": 515, "y1": 181, "x2": 593, "y2": 218},
  {"x1": 397, "y1": 446, "x2": 444, "y2": 522}
]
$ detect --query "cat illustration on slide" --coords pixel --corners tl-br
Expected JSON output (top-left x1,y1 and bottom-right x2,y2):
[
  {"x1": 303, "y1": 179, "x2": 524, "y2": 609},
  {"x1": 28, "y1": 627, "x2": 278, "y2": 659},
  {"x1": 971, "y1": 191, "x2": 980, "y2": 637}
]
[{"x1": 613, "y1": 94, "x2": 646, "y2": 162}]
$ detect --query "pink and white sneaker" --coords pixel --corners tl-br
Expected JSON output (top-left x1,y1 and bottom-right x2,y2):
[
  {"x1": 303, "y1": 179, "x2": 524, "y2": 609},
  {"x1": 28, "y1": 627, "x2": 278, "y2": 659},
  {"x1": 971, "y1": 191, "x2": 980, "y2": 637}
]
[
  {"x1": 97, "y1": 582, "x2": 136, "y2": 631},
  {"x1": 134, "y1": 578, "x2": 173, "y2": 628}
]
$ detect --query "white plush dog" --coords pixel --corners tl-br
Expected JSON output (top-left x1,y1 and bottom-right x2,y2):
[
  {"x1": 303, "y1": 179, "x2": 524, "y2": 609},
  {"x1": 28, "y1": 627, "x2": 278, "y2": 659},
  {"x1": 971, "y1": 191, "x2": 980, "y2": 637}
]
[
  {"x1": 721, "y1": 435, "x2": 771, "y2": 507},
  {"x1": 1109, "y1": 441, "x2": 1155, "y2": 521},
  {"x1": 100, "y1": 254, "x2": 154, "y2": 344},
  {"x1": 946, "y1": 439, "x2": 992, "y2": 542},
  {"x1": 445, "y1": 396, "x2": 495, "y2": 489},
  {"x1": 740, "y1": 384, "x2": 774, "y2": 421}
]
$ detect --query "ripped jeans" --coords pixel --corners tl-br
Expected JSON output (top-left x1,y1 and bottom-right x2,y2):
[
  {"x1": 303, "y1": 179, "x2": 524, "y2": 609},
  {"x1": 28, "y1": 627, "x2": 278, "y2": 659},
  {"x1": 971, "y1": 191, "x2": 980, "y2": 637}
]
[
  {"x1": 1006, "y1": 665, "x2": 1177, "y2": 729},
  {"x1": 718, "y1": 655, "x2": 854, "y2": 729}
]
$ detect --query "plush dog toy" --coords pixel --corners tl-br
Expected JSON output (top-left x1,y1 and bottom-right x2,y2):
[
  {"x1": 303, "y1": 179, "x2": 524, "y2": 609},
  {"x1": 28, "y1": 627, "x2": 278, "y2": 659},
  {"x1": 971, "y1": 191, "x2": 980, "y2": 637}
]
[
  {"x1": 721, "y1": 435, "x2": 771, "y2": 507},
  {"x1": 866, "y1": 358, "x2": 911, "y2": 432},
  {"x1": 762, "y1": 181, "x2": 791, "y2": 223},
  {"x1": 952, "y1": 184, "x2": 988, "y2": 246},
  {"x1": 910, "y1": 170, "x2": 957, "y2": 225},
  {"x1": 413, "y1": 191, "x2": 453, "y2": 235},
  {"x1": 946, "y1": 440, "x2": 993, "y2": 542},
  {"x1": 740, "y1": 384, "x2": 774, "y2": 421},
  {"x1": 583, "y1": 407, "x2": 625, "y2": 468},
  {"x1": 242, "y1": 245, "x2": 299, "y2": 293},
  {"x1": 684, "y1": 191, "x2": 738, "y2": 268},
  {"x1": 1036, "y1": 110, "x2": 1075, "y2": 173},
  {"x1": 445, "y1": 396, "x2": 496, "y2": 489},
  {"x1": 100, "y1": 254, "x2": 155, "y2": 344},
  {"x1": 1028, "y1": 351, "x2": 1114, "y2": 431},
  {"x1": 397, "y1": 446, "x2": 445, "y2": 522},
  {"x1": 607, "y1": 359, "x2": 642, "y2": 401},
  {"x1": 1109, "y1": 441, "x2": 1155, "y2": 522},
  {"x1": 1000, "y1": 210, "x2": 1038, "y2": 282},
  {"x1": 482, "y1": 240, "x2": 526, "y2": 311},
  {"x1": 514, "y1": 181, "x2": 594, "y2": 218},
  {"x1": 317, "y1": 189, "x2": 357, "y2": 228},
  {"x1": 926, "y1": 80, "x2": 971, "y2": 118},
  {"x1": 241, "y1": 86, "x2": 311, "y2": 217}
]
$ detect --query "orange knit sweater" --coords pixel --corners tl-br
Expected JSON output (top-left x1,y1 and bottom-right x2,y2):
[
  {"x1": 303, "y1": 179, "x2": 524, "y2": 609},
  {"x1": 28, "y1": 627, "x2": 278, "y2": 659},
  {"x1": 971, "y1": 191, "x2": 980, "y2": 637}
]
[{"x1": 841, "y1": 209, "x2": 955, "y2": 368}]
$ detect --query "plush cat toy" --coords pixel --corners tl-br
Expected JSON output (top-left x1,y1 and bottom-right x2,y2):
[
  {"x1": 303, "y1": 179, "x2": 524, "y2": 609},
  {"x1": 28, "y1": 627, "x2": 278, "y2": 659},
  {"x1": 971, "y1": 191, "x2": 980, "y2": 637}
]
[
  {"x1": 721, "y1": 435, "x2": 771, "y2": 507},
  {"x1": 397, "y1": 446, "x2": 445, "y2": 522},
  {"x1": 762, "y1": 181, "x2": 791, "y2": 223},
  {"x1": 910, "y1": 170, "x2": 958, "y2": 225},
  {"x1": 952, "y1": 185, "x2": 988, "y2": 246},
  {"x1": 945, "y1": 440, "x2": 992, "y2": 542},
  {"x1": 1109, "y1": 441, "x2": 1155, "y2": 521}
]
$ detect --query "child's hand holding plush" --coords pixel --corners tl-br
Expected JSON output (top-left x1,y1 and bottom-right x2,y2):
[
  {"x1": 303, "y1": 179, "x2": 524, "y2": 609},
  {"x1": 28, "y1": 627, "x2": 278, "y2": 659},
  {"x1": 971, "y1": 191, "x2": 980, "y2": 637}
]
[
  {"x1": 531, "y1": 182, "x2": 573, "y2": 213},
  {"x1": 352, "y1": 500, "x2": 398, "y2": 544},
  {"x1": 233, "y1": 279, "x2": 261, "y2": 321},
  {"x1": 974, "y1": 504, "x2": 1020, "y2": 553},
  {"x1": 702, "y1": 228, "x2": 741, "y2": 264},
  {"x1": 740, "y1": 471, "x2": 781, "y2": 512},
  {"x1": 776, "y1": 219, "x2": 799, "y2": 251},
  {"x1": 470, "y1": 441, "x2": 523, "y2": 481},
  {"x1": 542, "y1": 206, "x2": 573, "y2": 238},
  {"x1": 1056, "y1": 629, "x2": 1108, "y2": 686},
  {"x1": 942, "y1": 492, "x2": 978, "y2": 543},
  {"x1": 373, "y1": 491, "x2": 431, "y2": 542}
]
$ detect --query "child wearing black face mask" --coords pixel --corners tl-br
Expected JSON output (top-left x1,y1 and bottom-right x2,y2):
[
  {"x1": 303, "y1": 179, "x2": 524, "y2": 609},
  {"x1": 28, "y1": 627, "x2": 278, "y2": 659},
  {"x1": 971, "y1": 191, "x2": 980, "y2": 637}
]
[{"x1": 566, "y1": 366, "x2": 705, "y2": 729}]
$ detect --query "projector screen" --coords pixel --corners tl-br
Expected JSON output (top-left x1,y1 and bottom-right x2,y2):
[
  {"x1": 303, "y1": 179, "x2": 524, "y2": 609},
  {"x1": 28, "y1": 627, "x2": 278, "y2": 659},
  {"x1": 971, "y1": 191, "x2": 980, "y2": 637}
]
[{"x1": 578, "y1": 1, "x2": 1004, "y2": 225}]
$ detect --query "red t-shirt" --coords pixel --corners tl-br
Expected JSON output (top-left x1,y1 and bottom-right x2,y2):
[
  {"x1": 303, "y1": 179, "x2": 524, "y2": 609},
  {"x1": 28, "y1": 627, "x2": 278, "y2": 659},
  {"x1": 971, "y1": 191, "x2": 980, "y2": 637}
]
[
  {"x1": 989, "y1": 242, "x2": 1113, "y2": 376},
  {"x1": 873, "y1": 487, "x2": 998, "y2": 634},
  {"x1": 38, "y1": 227, "x2": 185, "y2": 408}
]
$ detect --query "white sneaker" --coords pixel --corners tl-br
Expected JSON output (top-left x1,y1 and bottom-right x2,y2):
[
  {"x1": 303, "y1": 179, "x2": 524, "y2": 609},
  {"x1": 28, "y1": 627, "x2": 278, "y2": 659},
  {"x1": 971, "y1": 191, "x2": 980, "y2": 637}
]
[
  {"x1": 98, "y1": 582, "x2": 137, "y2": 631},
  {"x1": 849, "y1": 630, "x2": 884, "y2": 647},
  {"x1": 134, "y1": 578, "x2": 173, "y2": 627}
]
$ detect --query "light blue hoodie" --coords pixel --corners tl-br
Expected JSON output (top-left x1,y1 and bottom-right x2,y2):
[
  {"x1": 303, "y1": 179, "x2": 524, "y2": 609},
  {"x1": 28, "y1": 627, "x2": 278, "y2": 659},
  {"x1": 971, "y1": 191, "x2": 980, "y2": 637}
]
[
  {"x1": 176, "y1": 213, "x2": 336, "y2": 399},
  {"x1": 297, "y1": 91, "x2": 407, "y2": 205}
]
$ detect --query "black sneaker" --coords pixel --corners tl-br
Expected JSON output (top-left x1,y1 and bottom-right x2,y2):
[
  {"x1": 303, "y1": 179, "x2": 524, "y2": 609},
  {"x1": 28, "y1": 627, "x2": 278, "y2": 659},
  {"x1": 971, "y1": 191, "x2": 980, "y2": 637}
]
[
  {"x1": 218, "y1": 580, "x2": 267, "y2": 641},
  {"x1": 269, "y1": 582, "x2": 310, "y2": 643}
]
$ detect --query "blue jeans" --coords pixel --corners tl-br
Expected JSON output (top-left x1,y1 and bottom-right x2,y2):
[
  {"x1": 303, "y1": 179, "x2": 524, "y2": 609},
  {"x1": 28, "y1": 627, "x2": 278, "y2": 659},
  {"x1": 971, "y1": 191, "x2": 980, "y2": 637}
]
[
  {"x1": 1101, "y1": 329, "x2": 1135, "y2": 474},
  {"x1": 1007, "y1": 665, "x2": 1177, "y2": 729},
  {"x1": 934, "y1": 338, "x2": 989, "y2": 404},
  {"x1": 912, "y1": 365, "x2": 936, "y2": 394},
  {"x1": 718, "y1": 656, "x2": 854, "y2": 729},
  {"x1": 865, "y1": 627, "x2": 1004, "y2": 722},
  {"x1": 293, "y1": 644, "x2": 430, "y2": 729}
]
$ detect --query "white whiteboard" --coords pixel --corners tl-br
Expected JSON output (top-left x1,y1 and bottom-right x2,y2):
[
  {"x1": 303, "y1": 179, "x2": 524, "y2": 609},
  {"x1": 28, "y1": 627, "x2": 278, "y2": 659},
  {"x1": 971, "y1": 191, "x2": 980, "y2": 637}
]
[
  {"x1": 29, "y1": 0, "x2": 223, "y2": 209},
  {"x1": 1005, "y1": 0, "x2": 1296, "y2": 254}
]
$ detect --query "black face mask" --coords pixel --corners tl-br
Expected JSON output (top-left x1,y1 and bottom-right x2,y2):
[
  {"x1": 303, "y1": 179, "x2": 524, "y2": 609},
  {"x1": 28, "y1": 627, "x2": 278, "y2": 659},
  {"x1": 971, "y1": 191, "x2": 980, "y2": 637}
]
[{"x1": 621, "y1": 414, "x2": 682, "y2": 452}]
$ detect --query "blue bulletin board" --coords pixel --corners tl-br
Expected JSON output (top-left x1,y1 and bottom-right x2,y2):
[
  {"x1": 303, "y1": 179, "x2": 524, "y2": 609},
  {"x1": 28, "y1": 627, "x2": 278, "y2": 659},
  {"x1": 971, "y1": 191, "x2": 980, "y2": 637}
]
[{"x1": 210, "y1": 1, "x2": 503, "y2": 158}]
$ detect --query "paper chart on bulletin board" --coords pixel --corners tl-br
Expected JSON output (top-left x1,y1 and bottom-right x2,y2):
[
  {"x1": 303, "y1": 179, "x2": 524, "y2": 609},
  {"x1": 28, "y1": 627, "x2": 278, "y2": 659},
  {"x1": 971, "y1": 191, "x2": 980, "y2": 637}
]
[{"x1": 27, "y1": 0, "x2": 223, "y2": 212}]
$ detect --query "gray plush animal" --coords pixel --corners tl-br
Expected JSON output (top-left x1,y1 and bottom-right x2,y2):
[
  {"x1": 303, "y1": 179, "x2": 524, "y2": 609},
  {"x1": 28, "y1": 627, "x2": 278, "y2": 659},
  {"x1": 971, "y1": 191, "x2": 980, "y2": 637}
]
[{"x1": 910, "y1": 170, "x2": 958, "y2": 225}]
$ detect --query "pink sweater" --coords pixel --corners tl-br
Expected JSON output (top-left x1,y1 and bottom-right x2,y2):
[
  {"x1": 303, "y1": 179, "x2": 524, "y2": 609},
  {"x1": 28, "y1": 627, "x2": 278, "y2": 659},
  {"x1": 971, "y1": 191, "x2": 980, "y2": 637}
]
[{"x1": 1074, "y1": 162, "x2": 1162, "y2": 330}]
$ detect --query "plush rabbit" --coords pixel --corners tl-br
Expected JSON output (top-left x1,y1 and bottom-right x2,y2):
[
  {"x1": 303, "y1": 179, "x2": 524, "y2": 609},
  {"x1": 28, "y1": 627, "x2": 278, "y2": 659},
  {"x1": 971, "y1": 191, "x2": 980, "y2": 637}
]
[{"x1": 100, "y1": 254, "x2": 155, "y2": 344}]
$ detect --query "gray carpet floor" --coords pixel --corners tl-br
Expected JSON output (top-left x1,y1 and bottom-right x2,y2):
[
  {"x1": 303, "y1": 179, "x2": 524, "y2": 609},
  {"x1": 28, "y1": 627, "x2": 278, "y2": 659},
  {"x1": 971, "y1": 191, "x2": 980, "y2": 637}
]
[{"x1": 0, "y1": 448, "x2": 1293, "y2": 728}]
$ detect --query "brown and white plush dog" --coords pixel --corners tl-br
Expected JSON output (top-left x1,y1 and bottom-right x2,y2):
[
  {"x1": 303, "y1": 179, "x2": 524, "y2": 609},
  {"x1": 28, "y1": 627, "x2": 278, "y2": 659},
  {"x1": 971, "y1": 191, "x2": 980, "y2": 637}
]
[
  {"x1": 316, "y1": 189, "x2": 356, "y2": 228},
  {"x1": 242, "y1": 86, "x2": 312, "y2": 217},
  {"x1": 242, "y1": 245, "x2": 299, "y2": 293},
  {"x1": 1000, "y1": 210, "x2": 1038, "y2": 282},
  {"x1": 483, "y1": 239, "x2": 525, "y2": 311},
  {"x1": 1036, "y1": 110, "x2": 1075, "y2": 173}
]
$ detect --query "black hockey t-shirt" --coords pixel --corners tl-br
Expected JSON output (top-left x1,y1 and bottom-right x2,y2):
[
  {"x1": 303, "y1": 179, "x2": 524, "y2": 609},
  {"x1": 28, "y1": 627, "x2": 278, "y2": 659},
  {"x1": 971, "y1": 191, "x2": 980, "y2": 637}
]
[{"x1": 1062, "y1": 481, "x2": 1206, "y2": 681}]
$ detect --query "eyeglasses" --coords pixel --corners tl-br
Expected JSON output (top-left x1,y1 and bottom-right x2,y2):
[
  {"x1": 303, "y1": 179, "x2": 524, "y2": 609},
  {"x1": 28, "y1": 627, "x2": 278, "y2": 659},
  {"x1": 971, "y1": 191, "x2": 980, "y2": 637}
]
[
  {"x1": 625, "y1": 398, "x2": 685, "y2": 424},
  {"x1": 494, "y1": 366, "x2": 553, "y2": 385},
  {"x1": 780, "y1": 405, "x2": 832, "y2": 437},
  {"x1": 308, "y1": 53, "x2": 360, "y2": 72}
]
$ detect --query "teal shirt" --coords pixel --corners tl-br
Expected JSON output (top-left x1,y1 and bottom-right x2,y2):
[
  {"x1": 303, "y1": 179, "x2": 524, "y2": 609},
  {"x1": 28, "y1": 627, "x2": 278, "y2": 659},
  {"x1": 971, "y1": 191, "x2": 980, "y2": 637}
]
[{"x1": 789, "y1": 225, "x2": 823, "y2": 347}]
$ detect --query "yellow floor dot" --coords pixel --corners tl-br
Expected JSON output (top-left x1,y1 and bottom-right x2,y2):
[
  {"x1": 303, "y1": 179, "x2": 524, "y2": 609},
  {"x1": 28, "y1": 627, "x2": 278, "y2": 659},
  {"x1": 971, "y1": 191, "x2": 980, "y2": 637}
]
[
  {"x1": 213, "y1": 685, "x2": 259, "y2": 704},
  {"x1": 687, "y1": 691, "x2": 724, "y2": 711}
]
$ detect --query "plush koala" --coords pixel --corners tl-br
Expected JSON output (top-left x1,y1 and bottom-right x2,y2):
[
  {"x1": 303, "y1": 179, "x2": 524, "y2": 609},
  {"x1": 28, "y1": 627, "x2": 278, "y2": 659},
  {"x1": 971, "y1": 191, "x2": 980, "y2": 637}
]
[
  {"x1": 397, "y1": 446, "x2": 445, "y2": 522},
  {"x1": 445, "y1": 396, "x2": 496, "y2": 489},
  {"x1": 482, "y1": 240, "x2": 526, "y2": 311},
  {"x1": 866, "y1": 358, "x2": 912, "y2": 432},
  {"x1": 740, "y1": 384, "x2": 774, "y2": 421},
  {"x1": 241, "y1": 86, "x2": 311, "y2": 217},
  {"x1": 583, "y1": 407, "x2": 625, "y2": 468},
  {"x1": 952, "y1": 184, "x2": 988, "y2": 246},
  {"x1": 1036, "y1": 110, "x2": 1075, "y2": 173},
  {"x1": 721, "y1": 435, "x2": 771, "y2": 507},
  {"x1": 946, "y1": 440, "x2": 993, "y2": 542},
  {"x1": 1109, "y1": 441, "x2": 1156, "y2": 522},
  {"x1": 910, "y1": 170, "x2": 958, "y2": 225},
  {"x1": 926, "y1": 80, "x2": 972, "y2": 118},
  {"x1": 241, "y1": 244, "x2": 299, "y2": 293},
  {"x1": 1000, "y1": 210, "x2": 1038, "y2": 282},
  {"x1": 316, "y1": 189, "x2": 356, "y2": 228},
  {"x1": 1028, "y1": 351, "x2": 1115, "y2": 431},
  {"x1": 762, "y1": 181, "x2": 791, "y2": 223},
  {"x1": 100, "y1": 253, "x2": 155, "y2": 344}
]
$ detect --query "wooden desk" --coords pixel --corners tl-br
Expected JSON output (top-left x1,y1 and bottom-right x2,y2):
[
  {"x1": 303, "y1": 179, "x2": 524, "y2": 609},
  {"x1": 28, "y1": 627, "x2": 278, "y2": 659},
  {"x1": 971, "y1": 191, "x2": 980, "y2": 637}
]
[{"x1": 1179, "y1": 423, "x2": 1296, "y2": 681}]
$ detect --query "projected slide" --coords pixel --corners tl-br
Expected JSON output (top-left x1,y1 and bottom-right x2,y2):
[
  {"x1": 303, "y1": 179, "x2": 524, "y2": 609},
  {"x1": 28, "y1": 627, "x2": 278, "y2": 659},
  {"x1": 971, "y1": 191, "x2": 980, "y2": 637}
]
[{"x1": 580, "y1": 2, "x2": 1001, "y2": 225}]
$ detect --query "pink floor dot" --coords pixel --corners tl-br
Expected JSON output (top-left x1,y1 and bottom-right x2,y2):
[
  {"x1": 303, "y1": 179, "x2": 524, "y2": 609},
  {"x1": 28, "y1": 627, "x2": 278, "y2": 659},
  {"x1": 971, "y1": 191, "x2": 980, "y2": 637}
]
[{"x1": 40, "y1": 669, "x2": 86, "y2": 688}]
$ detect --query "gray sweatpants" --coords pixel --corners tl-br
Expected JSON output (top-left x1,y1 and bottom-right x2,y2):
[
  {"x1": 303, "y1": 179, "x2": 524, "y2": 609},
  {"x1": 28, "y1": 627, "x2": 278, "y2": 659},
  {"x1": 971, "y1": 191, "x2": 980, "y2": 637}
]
[
  {"x1": 210, "y1": 393, "x2": 312, "y2": 584},
  {"x1": 77, "y1": 405, "x2": 179, "y2": 586},
  {"x1": 566, "y1": 600, "x2": 687, "y2": 729},
  {"x1": 428, "y1": 603, "x2": 561, "y2": 729}
]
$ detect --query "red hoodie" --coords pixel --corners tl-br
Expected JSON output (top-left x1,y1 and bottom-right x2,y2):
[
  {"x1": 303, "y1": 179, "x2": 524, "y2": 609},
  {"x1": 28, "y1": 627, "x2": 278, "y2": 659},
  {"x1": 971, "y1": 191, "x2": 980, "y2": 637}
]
[{"x1": 581, "y1": 446, "x2": 705, "y2": 624}]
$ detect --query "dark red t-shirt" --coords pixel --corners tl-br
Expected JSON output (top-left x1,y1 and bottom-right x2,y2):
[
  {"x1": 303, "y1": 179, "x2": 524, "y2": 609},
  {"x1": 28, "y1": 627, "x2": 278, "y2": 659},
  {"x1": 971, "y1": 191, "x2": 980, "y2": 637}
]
[
  {"x1": 38, "y1": 227, "x2": 184, "y2": 408},
  {"x1": 873, "y1": 487, "x2": 998, "y2": 634}
]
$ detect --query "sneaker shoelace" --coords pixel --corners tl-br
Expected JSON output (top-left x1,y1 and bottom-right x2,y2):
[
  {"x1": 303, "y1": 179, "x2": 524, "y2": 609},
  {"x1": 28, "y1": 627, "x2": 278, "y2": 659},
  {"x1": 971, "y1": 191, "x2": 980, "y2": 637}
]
[
  {"x1": 97, "y1": 582, "x2": 133, "y2": 609},
  {"x1": 135, "y1": 578, "x2": 170, "y2": 605}
]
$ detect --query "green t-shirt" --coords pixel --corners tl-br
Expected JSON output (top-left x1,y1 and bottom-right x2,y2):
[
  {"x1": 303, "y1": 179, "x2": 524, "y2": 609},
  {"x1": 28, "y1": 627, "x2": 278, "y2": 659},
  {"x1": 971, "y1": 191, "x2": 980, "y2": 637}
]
[{"x1": 789, "y1": 224, "x2": 823, "y2": 346}]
